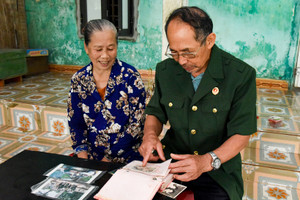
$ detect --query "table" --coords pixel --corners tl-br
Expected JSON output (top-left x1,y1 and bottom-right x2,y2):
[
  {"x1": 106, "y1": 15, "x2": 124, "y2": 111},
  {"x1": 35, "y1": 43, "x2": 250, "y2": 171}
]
[{"x1": 0, "y1": 150, "x2": 171, "y2": 200}]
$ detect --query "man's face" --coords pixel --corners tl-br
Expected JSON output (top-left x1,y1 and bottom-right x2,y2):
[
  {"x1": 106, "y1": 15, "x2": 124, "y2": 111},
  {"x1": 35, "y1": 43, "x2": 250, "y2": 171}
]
[{"x1": 166, "y1": 20, "x2": 214, "y2": 77}]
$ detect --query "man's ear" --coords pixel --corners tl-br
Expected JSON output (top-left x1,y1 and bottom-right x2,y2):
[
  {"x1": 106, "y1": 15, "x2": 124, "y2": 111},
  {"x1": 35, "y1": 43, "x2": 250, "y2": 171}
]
[{"x1": 206, "y1": 33, "x2": 216, "y2": 49}]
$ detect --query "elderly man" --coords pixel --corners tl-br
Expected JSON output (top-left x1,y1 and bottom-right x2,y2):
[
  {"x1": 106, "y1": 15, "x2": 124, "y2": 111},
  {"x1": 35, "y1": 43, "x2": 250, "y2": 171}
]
[{"x1": 139, "y1": 6, "x2": 257, "y2": 200}]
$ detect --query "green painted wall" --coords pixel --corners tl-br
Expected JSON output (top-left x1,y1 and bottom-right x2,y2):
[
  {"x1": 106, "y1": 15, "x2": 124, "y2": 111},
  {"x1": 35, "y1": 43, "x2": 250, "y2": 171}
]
[
  {"x1": 25, "y1": 0, "x2": 299, "y2": 84},
  {"x1": 189, "y1": 0, "x2": 300, "y2": 84},
  {"x1": 118, "y1": 1, "x2": 162, "y2": 70},
  {"x1": 25, "y1": 0, "x2": 162, "y2": 70},
  {"x1": 25, "y1": 0, "x2": 85, "y2": 65}
]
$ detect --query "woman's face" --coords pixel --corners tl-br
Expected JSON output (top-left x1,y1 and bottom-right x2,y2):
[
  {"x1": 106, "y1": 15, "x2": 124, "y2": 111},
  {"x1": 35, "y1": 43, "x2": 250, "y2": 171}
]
[{"x1": 84, "y1": 29, "x2": 117, "y2": 71}]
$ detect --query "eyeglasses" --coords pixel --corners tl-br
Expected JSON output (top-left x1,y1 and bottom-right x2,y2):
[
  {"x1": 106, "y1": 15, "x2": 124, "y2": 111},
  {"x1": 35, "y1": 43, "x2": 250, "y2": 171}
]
[{"x1": 165, "y1": 45, "x2": 202, "y2": 59}]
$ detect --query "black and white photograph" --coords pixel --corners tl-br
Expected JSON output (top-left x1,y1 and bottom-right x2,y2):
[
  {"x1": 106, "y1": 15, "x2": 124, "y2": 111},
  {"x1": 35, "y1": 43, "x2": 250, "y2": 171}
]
[
  {"x1": 159, "y1": 182, "x2": 187, "y2": 199},
  {"x1": 31, "y1": 177, "x2": 97, "y2": 200},
  {"x1": 45, "y1": 163, "x2": 105, "y2": 184}
]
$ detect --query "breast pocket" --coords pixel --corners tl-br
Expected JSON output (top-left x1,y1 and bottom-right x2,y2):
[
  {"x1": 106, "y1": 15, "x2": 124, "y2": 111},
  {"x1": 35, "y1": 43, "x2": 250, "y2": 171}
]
[
  {"x1": 200, "y1": 97, "x2": 231, "y2": 134},
  {"x1": 161, "y1": 97, "x2": 186, "y2": 127}
]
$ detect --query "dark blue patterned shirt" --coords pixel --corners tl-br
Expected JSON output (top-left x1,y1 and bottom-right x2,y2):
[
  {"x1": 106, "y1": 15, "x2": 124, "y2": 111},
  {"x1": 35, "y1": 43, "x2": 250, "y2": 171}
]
[{"x1": 67, "y1": 59, "x2": 146, "y2": 163}]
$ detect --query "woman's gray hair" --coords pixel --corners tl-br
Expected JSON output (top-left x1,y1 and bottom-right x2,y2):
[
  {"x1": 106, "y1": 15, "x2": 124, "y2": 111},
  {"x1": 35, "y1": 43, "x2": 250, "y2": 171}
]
[{"x1": 83, "y1": 19, "x2": 118, "y2": 45}]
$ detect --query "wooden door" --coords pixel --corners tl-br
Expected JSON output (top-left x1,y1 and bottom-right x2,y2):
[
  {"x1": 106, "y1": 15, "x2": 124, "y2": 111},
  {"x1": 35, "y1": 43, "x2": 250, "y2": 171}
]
[{"x1": 0, "y1": 0, "x2": 28, "y2": 49}]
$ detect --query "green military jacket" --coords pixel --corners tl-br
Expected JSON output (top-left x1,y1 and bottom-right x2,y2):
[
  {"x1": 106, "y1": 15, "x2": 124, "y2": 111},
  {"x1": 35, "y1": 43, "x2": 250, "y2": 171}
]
[{"x1": 145, "y1": 45, "x2": 257, "y2": 200}]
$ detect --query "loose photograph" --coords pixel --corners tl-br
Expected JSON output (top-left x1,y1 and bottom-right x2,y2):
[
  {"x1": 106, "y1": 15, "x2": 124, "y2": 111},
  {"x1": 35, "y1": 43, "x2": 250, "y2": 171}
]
[
  {"x1": 31, "y1": 178, "x2": 97, "y2": 200},
  {"x1": 45, "y1": 163, "x2": 105, "y2": 184},
  {"x1": 159, "y1": 182, "x2": 187, "y2": 199}
]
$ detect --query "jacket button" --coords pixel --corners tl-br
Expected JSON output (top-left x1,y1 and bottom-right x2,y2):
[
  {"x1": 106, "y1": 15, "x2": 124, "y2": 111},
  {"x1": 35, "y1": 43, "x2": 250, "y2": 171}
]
[
  {"x1": 194, "y1": 151, "x2": 198, "y2": 155},
  {"x1": 168, "y1": 102, "x2": 173, "y2": 107},
  {"x1": 192, "y1": 106, "x2": 198, "y2": 111},
  {"x1": 213, "y1": 108, "x2": 217, "y2": 113},
  {"x1": 191, "y1": 129, "x2": 196, "y2": 135},
  {"x1": 162, "y1": 145, "x2": 165, "y2": 149}
]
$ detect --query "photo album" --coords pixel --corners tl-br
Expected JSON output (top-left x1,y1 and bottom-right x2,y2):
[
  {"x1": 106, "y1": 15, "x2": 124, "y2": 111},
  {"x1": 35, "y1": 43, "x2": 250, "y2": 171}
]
[{"x1": 94, "y1": 159, "x2": 186, "y2": 200}]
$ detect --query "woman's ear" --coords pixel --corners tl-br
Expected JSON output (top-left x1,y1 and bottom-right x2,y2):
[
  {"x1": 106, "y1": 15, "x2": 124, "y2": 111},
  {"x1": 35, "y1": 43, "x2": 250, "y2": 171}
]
[
  {"x1": 206, "y1": 33, "x2": 216, "y2": 49},
  {"x1": 84, "y1": 42, "x2": 89, "y2": 55}
]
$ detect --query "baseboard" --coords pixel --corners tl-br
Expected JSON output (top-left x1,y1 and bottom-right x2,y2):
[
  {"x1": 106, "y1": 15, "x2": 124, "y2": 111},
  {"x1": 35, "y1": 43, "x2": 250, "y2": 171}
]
[
  {"x1": 49, "y1": 64, "x2": 156, "y2": 79},
  {"x1": 256, "y1": 78, "x2": 288, "y2": 90},
  {"x1": 49, "y1": 64, "x2": 288, "y2": 90},
  {"x1": 49, "y1": 64, "x2": 82, "y2": 74}
]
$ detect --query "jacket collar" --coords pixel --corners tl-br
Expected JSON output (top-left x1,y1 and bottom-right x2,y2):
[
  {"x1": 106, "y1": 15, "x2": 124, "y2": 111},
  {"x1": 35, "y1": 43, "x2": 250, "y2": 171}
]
[
  {"x1": 172, "y1": 45, "x2": 225, "y2": 101},
  {"x1": 173, "y1": 61, "x2": 195, "y2": 99},
  {"x1": 173, "y1": 45, "x2": 225, "y2": 101},
  {"x1": 191, "y1": 45, "x2": 225, "y2": 105},
  {"x1": 206, "y1": 45, "x2": 224, "y2": 79}
]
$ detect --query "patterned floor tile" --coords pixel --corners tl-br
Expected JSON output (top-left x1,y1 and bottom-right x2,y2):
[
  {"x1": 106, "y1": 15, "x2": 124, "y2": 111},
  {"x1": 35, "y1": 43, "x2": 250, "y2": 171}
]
[
  {"x1": 9, "y1": 104, "x2": 38, "y2": 130},
  {"x1": 0, "y1": 89, "x2": 26, "y2": 99},
  {"x1": 258, "y1": 96, "x2": 288, "y2": 107},
  {"x1": 41, "y1": 108, "x2": 69, "y2": 135},
  {"x1": 11, "y1": 82, "x2": 48, "y2": 91},
  {"x1": 38, "y1": 131, "x2": 70, "y2": 142},
  {"x1": 46, "y1": 96, "x2": 68, "y2": 108},
  {"x1": 258, "y1": 104, "x2": 292, "y2": 117},
  {"x1": 39, "y1": 85, "x2": 70, "y2": 94},
  {"x1": 257, "y1": 116, "x2": 299, "y2": 135},
  {"x1": 0, "y1": 126, "x2": 38, "y2": 137},
  {"x1": 0, "y1": 137, "x2": 16, "y2": 151},
  {"x1": 14, "y1": 92, "x2": 57, "y2": 105},
  {"x1": 5, "y1": 142, "x2": 55, "y2": 158},
  {"x1": 243, "y1": 132, "x2": 300, "y2": 171},
  {"x1": 242, "y1": 165, "x2": 300, "y2": 200},
  {"x1": 0, "y1": 103, "x2": 5, "y2": 126},
  {"x1": 257, "y1": 88, "x2": 286, "y2": 97},
  {"x1": 285, "y1": 96, "x2": 300, "y2": 108}
]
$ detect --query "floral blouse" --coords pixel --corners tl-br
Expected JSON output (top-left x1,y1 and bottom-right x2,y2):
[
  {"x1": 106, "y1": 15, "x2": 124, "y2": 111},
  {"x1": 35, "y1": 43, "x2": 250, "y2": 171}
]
[{"x1": 67, "y1": 59, "x2": 146, "y2": 163}]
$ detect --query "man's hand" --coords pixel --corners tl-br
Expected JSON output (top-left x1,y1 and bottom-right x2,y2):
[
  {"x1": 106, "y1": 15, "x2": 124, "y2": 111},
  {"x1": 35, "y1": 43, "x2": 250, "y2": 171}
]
[
  {"x1": 169, "y1": 153, "x2": 212, "y2": 182},
  {"x1": 139, "y1": 115, "x2": 166, "y2": 166},
  {"x1": 139, "y1": 134, "x2": 166, "y2": 166}
]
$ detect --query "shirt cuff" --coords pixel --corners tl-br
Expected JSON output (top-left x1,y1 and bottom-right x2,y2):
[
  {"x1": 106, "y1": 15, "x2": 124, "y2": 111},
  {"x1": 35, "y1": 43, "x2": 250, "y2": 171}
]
[{"x1": 74, "y1": 144, "x2": 88, "y2": 154}]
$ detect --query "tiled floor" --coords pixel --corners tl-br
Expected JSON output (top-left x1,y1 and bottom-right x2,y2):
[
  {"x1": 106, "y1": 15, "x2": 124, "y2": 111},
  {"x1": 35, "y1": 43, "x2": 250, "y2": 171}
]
[
  {"x1": 0, "y1": 72, "x2": 300, "y2": 199},
  {"x1": 243, "y1": 88, "x2": 300, "y2": 200},
  {"x1": 0, "y1": 72, "x2": 74, "y2": 164}
]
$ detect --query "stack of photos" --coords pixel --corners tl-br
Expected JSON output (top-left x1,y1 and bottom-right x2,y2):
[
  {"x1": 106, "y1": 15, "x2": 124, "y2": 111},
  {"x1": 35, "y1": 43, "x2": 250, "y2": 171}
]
[{"x1": 31, "y1": 164, "x2": 106, "y2": 200}]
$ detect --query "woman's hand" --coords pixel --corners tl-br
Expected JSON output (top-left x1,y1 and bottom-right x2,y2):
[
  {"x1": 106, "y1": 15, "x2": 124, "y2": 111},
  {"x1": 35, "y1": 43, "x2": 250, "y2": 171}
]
[
  {"x1": 77, "y1": 151, "x2": 88, "y2": 159},
  {"x1": 101, "y1": 157, "x2": 110, "y2": 162}
]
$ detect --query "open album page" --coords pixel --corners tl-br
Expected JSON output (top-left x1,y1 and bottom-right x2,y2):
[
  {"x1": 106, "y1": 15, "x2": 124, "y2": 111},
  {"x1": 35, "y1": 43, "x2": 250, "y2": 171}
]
[
  {"x1": 123, "y1": 159, "x2": 172, "y2": 177},
  {"x1": 94, "y1": 169, "x2": 162, "y2": 200}
]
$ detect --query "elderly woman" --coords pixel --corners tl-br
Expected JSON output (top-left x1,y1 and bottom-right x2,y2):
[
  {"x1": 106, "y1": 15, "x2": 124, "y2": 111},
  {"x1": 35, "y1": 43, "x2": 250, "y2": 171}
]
[{"x1": 67, "y1": 19, "x2": 146, "y2": 163}]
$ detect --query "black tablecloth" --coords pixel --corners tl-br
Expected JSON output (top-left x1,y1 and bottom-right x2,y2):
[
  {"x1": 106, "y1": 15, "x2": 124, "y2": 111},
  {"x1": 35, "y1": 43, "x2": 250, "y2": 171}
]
[{"x1": 0, "y1": 150, "x2": 170, "y2": 200}]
